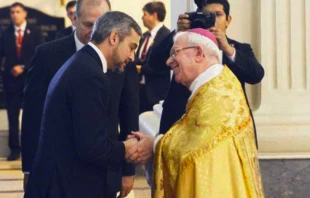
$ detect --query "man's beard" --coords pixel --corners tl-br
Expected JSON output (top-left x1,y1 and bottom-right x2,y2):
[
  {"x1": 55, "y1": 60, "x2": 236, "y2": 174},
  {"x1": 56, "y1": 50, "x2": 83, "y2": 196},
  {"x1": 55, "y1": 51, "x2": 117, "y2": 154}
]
[{"x1": 111, "y1": 47, "x2": 125, "y2": 72}]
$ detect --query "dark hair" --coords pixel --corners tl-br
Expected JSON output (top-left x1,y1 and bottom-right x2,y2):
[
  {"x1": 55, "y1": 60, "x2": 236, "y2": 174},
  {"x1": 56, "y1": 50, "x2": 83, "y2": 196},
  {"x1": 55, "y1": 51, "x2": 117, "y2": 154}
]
[
  {"x1": 143, "y1": 1, "x2": 166, "y2": 22},
  {"x1": 66, "y1": 1, "x2": 77, "y2": 11},
  {"x1": 10, "y1": 2, "x2": 27, "y2": 12},
  {"x1": 195, "y1": 0, "x2": 230, "y2": 19},
  {"x1": 91, "y1": 11, "x2": 142, "y2": 44},
  {"x1": 76, "y1": 0, "x2": 111, "y2": 17}
]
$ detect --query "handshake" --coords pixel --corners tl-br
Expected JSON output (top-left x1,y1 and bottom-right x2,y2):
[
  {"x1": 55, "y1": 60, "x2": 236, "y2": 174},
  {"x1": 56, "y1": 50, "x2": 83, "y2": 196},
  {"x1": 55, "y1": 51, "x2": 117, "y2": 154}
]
[{"x1": 123, "y1": 132, "x2": 155, "y2": 166}]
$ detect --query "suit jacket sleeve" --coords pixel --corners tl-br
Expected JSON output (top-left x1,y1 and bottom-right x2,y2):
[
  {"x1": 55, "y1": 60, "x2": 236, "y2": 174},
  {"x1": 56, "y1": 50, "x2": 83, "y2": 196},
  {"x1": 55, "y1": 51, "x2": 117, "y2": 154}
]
[
  {"x1": 71, "y1": 75, "x2": 125, "y2": 168},
  {"x1": 225, "y1": 42, "x2": 264, "y2": 84},
  {"x1": 118, "y1": 62, "x2": 139, "y2": 176},
  {"x1": 21, "y1": 47, "x2": 49, "y2": 172}
]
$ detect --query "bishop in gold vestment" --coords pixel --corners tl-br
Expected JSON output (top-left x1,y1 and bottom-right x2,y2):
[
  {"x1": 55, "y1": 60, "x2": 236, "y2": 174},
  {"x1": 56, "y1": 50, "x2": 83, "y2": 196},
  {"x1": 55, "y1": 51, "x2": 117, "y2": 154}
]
[{"x1": 153, "y1": 29, "x2": 264, "y2": 198}]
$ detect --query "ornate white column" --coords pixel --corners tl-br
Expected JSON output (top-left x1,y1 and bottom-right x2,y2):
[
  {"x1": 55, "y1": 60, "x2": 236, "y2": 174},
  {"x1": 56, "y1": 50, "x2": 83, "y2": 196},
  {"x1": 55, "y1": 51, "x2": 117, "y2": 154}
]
[{"x1": 255, "y1": 0, "x2": 310, "y2": 158}]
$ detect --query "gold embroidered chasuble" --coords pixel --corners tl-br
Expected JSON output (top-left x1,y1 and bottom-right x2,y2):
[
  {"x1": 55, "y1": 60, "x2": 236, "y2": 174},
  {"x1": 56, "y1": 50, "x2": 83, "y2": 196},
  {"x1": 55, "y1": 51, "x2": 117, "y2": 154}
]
[{"x1": 154, "y1": 66, "x2": 264, "y2": 198}]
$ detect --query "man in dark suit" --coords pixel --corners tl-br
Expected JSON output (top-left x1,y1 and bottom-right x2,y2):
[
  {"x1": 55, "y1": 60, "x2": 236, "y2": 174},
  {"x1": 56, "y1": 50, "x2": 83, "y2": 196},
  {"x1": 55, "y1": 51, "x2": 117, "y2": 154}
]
[
  {"x1": 0, "y1": 2, "x2": 43, "y2": 161},
  {"x1": 136, "y1": 1, "x2": 170, "y2": 113},
  {"x1": 55, "y1": 0, "x2": 76, "y2": 39},
  {"x1": 24, "y1": 11, "x2": 142, "y2": 198},
  {"x1": 21, "y1": 0, "x2": 139, "y2": 197},
  {"x1": 156, "y1": 0, "x2": 265, "y2": 143}
]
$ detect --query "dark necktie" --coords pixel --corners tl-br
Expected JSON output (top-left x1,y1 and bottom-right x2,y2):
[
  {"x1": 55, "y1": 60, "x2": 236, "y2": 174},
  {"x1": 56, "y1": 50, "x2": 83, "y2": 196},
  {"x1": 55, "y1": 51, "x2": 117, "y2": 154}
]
[
  {"x1": 140, "y1": 32, "x2": 151, "y2": 61},
  {"x1": 16, "y1": 29, "x2": 23, "y2": 58}
]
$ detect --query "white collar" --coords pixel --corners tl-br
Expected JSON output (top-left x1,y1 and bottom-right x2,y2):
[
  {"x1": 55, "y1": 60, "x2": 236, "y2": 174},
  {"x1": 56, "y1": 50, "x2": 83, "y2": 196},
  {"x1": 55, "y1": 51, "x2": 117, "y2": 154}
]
[
  {"x1": 189, "y1": 64, "x2": 224, "y2": 99},
  {"x1": 74, "y1": 31, "x2": 85, "y2": 51},
  {"x1": 149, "y1": 22, "x2": 164, "y2": 38},
  {"x1": 88, "y1": 42, "x2": 107, "y2": 73},
  {"x1": 14, "y1": 21, "x2": 27, "y2": 32}
]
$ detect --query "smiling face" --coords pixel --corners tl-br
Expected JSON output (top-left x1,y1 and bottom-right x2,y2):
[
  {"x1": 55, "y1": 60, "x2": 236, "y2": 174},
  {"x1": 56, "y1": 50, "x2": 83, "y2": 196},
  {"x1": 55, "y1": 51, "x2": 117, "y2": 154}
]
[
  {"x1": 166, "y1": 35, "x2": 201, "y2": 88},
  {"x1": 111, "y1": 28, "x2": 140, "y2": 72}
]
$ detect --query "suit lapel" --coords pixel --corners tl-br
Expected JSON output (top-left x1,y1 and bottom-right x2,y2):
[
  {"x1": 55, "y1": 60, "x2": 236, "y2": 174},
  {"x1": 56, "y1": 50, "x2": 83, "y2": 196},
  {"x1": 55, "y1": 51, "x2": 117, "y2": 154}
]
[
  {"x1": 151, "y1": 26, "x2": 165, "y2": 48},
  {"x1": 21, "y1": 24, "x2": 31, "y2": 56}
]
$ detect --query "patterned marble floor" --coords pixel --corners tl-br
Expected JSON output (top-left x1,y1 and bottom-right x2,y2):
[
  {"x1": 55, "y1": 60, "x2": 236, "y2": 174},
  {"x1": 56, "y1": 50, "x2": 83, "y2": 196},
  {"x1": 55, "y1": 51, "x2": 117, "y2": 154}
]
[{"x1": 0, "y1": 158, "x2": 151, "y2": 198}]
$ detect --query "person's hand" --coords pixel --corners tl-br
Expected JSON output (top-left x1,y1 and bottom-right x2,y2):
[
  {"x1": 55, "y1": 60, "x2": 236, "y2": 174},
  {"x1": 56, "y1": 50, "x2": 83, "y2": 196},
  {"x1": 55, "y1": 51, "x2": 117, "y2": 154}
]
[
  {"x1": 23, "y1": 174, "x2": 29, "y2": 191},
  {"x1": 209, "y1": 27, "x2": 234, "y2": 56},
  {"x1": 11, "y1": 65, "x2": 24, "y2": 77},
  {"x1": 119, "y1": 176, "x2": 134, "y2": 197},
  {"x1": 124, "y1": 137, "x2": 138, "y2": 159},
  {"x1": 125, "y1": 132, "x2": 154, "y2": 166},
  {"x1": 177, "y1": 14, "x2": 191, "y2": 32}
]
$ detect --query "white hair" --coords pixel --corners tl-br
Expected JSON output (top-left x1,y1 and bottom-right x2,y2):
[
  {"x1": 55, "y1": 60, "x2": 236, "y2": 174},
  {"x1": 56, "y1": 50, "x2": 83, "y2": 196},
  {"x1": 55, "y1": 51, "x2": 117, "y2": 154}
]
[{"x1": 174, "y1": 31, "x2": 221, "y2": 62}]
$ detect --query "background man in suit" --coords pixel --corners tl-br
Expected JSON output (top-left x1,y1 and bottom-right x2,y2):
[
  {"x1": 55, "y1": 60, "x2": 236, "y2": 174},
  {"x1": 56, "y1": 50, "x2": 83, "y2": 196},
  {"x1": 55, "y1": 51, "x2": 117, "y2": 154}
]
[
  {"x1": 0, "y1": 2, "x2": 43, "y2": 161},
  {"x1": 22, "y1": 0, "x2": 139, "y2": 197},
  {"x1": 24, "y1": 11, "x2": 142, "y2": 198},
  {"x1": 55, "y1": 0, "x2": 76, "y2": 39},
  {"x1": 136, "y1": 1, "x2": 170, "y2": 113},
  {"x1": 156, "y1": 0, "x2": 265, "y2": 142}
]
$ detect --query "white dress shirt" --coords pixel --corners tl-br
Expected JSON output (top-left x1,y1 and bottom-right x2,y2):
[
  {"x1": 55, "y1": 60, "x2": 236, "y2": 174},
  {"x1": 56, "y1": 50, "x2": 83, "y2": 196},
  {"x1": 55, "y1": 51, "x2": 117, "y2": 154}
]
[
  {"x1": 153, "y1": 63, "x2": 224, "y2": 152},
  {"x1": 14, "y1": 21, "x2": 27, "y2": 37},
  {"x1": 74, "y1": 31, "x2": 84, "y2": 51}
]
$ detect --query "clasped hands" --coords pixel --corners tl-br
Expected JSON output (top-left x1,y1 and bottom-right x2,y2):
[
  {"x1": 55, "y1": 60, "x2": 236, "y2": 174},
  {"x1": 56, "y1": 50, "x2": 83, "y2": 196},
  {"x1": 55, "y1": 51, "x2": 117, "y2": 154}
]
[{"x1": 124, "y1": 132, "x2": 154, "y2": 166}]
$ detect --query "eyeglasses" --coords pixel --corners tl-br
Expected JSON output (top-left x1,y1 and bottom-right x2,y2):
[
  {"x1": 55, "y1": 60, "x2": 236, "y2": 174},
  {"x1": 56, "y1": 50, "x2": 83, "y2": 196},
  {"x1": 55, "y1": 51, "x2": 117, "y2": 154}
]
[{"x1": 169, "y1": 46, "x2": 197, "y2": 59}]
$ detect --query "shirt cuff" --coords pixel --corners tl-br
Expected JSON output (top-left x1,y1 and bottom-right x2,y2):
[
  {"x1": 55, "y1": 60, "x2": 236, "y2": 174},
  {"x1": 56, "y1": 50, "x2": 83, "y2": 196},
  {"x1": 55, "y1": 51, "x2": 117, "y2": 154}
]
[
  {"x1": 227, "y1": 47, "x2": 236, "y2": 62},
  {"x1": 153, "y1": 134, "x2": 164, "y2": 153},
  {"x1": 23, "y1": 172, "x2": 30, "y2": 174}
]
